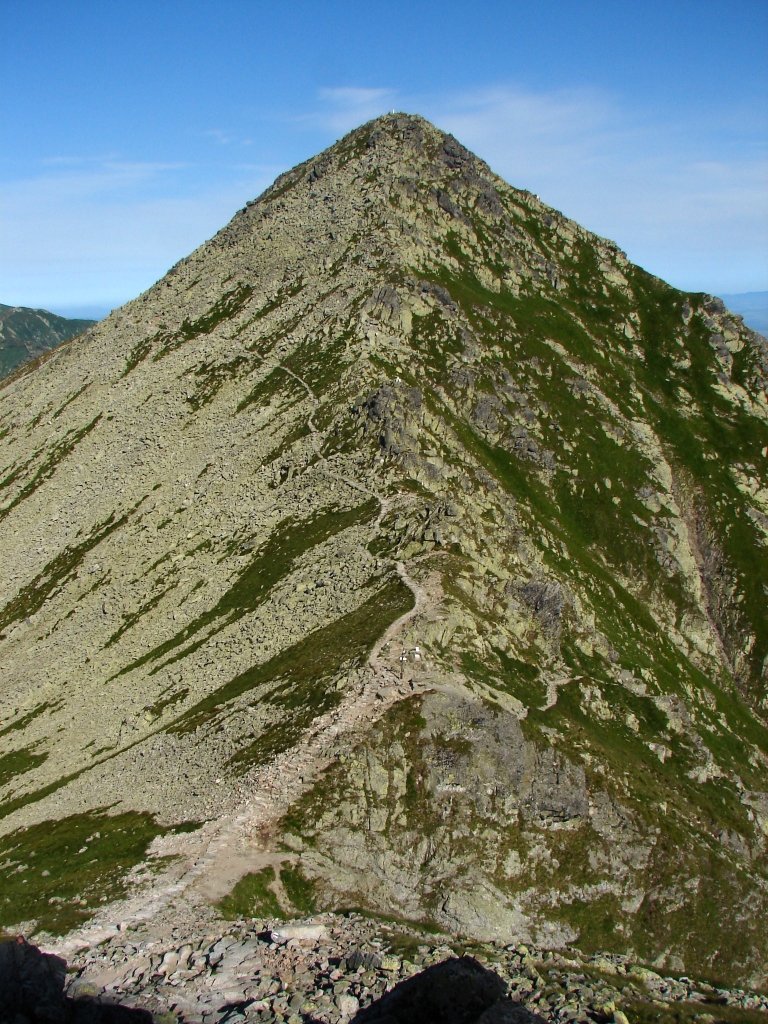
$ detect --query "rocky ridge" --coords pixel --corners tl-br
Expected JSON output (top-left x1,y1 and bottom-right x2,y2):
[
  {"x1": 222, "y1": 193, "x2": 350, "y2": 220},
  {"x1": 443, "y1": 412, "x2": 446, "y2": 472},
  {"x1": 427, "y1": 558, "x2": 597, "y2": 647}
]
[{"x1": 0, "y1": 114, "x2": 767, "y2": 986}]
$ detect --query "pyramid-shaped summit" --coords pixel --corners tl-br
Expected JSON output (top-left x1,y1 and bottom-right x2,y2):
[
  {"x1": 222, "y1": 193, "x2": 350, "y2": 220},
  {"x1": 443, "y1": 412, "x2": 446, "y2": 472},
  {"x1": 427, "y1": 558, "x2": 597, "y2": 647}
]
[{"x1": 1, "y1": 113, "x2": 767, "y2": 985}]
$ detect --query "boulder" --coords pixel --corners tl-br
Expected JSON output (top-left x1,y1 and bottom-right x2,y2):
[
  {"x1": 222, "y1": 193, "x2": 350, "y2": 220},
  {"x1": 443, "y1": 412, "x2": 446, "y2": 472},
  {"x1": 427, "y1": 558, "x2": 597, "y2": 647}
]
[{"x1": 353, "y1": 955, "x2": 506, "y2": 1023}]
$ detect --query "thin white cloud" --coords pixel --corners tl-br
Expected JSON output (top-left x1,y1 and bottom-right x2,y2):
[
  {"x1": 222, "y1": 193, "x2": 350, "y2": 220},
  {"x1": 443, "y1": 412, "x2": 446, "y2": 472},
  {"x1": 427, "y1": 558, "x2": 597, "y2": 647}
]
[
  {"x1": 39, "y1": 155, "x2": 97, "y2": 167},
  {"x1": 0, "y1": 158, "x2": 276, "y2": 307},
  {"x1": 9, "y1": 159, "x2": 188, "y2": 203},
  {"x1": 203, "y1": 129, "x2": 235, "y2": 145},
  {"x1": 201, "y1": 129, "x2": 254, "y2": 147}
]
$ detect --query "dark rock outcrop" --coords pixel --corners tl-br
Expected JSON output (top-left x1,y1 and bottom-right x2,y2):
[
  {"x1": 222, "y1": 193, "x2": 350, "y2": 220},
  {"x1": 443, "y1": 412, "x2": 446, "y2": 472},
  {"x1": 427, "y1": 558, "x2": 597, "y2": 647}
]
[
  {"x1": 0, "y1": 938, "x2": 152, "y2": 1023},
  {"x1": 352, "y1": 956, "x2": 508, "y2": 1023}
]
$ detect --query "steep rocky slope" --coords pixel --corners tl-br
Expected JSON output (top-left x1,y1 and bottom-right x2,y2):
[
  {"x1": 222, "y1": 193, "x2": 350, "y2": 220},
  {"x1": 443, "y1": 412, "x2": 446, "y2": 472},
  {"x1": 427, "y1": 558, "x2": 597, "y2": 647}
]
[
  {"x1": 0, "y1": 114, "x2": 766, "y2": 987},
  {"x1": 0, "y1": 303, "x2": 96, "y2": 378}
]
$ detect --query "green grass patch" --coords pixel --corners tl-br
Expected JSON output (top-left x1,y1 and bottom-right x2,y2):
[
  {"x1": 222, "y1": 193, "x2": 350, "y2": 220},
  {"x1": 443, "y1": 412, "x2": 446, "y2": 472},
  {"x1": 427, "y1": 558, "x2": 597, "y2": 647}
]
[
  {"x1": 0, "y1": 810, "x2": 195, "y2": 935},
  {"x1": 0, "y1": 509, "x2": 132, "y2": 634},
  {"x1": 104, "y1": 582, "x2": 177, "y2": 649},
  {"x1": 185, "y1": 353, "x2": 251, "y2": 410},
  {"x1": 154, "y1": 283, "x2": 254, "y2": 359},
  {"x1": 146, "y1": 687, "x2": 189, "y2": 718},
  {"x1": 284, "y1": 330, "x2": 351, "y2": 396},
  {"x1": 117, "y1": 499, "x2": 377, "y2": 678},
  {"x1": 236, "y1": 277, "x2": 305, "y2": 329},
  {"x1": 280, "y1": 863, "x2": 316, "y2": 914},
  {"x1": 50, "y1": 382, "x2": 91, "y2": 421},
  {"x1": 460, "y1": 647, "x2": 548, "y2": 708},
  {"x1": 0, "y1": 744, "x2": 48, "y2": 788},
  {"x1": 236, "y1": 365, "x2": 305, "y2": 413},
  {"x1": 218, "y1": 866, "x2": 282, "y2": 919},
  {"x1": 0, "y1": 702, "x2": 58, "y2": 739},
  {"x1": 548, "y1": 893, "x2": 624, "y2": 953},
  {"x1": 170, "y1": 574, "x2": 412, "y2": 742},
  {"x1": 123, "y1": 284, "x2": 253, "y2": 373},
  {"x1": 260, "y1": 421, "x2": 311, "y2": 466},
  {"x1": 227, "y1": 576, "x2": 413, "y2": 770},
  {"x1": 0, "y1": 415, "x2": 102, "y2": 522}
]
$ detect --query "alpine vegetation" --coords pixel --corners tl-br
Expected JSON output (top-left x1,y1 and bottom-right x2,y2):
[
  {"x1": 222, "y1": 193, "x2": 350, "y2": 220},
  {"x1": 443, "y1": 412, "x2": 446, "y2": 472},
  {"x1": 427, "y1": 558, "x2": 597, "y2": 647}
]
[{"x1": 0, "y1": 115, "x2": 766, "y2": 999}]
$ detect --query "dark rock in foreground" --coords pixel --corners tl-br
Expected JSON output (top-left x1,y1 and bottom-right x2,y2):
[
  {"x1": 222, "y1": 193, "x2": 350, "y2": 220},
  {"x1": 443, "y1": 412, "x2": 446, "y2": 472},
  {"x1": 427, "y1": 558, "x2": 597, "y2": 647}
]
[
  {"x1": 353, "y1": 955, "x2": 543, "y2": 1024},
  {"x1": 0, "y1": 936, "x2": 151, "y2": 1022}
]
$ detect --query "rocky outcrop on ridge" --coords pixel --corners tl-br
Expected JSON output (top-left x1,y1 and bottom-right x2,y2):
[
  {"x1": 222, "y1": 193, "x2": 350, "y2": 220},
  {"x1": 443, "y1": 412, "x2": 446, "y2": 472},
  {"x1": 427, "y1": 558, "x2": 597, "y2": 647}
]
[{"x1": 0, "y1": 114, "x2": 766, "y2": 987}]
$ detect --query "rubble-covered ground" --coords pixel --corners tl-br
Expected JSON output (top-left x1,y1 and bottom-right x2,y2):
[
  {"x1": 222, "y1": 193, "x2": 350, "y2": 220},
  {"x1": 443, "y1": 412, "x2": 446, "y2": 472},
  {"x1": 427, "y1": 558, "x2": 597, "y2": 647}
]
[{"x1": 24, "y1": 912, "x2": 766, "y2": 1024}]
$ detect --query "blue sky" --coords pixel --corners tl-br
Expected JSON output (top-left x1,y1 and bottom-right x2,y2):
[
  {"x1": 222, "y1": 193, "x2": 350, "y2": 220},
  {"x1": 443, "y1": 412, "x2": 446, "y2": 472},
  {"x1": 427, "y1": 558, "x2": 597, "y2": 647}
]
[{"x1": 3, "y1": 0, "x2": 767, "y2": 316}]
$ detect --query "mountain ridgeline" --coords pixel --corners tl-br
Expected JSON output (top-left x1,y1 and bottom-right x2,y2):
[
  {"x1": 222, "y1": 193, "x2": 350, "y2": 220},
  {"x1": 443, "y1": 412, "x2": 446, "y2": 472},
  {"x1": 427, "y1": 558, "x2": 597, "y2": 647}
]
[
  {"x1": 0, "y1": 114, "x2": 766, "y2": 986},
  {"x1": 0, "y1": 303, "x2": 96, "y2": 379}
]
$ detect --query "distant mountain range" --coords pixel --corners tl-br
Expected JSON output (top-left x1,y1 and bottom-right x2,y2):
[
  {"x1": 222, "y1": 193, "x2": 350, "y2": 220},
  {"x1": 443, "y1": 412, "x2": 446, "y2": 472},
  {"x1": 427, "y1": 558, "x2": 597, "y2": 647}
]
[
  {"x1": 0, "y1": 304, "x2": 96, "y2": 379},
  {"x1": 720, "y1": 291, "x2": 768, "y2": 336}
]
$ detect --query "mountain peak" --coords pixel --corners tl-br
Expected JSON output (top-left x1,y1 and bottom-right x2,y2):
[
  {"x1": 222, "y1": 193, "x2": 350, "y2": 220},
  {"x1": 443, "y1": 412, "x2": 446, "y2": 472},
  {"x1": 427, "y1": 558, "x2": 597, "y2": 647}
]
[
  {"x1": 352, "y1": 109, "x2": 435, "y2": 131},
  {"x1": 250, "y1": 109, "x2": 496, "y2": 218},
  {"x1": 1, "y1": 117, "x2": 767, "y2": 986},
  {"x1": 336, "y1": 109, "x2": 447, "y2": 146}
]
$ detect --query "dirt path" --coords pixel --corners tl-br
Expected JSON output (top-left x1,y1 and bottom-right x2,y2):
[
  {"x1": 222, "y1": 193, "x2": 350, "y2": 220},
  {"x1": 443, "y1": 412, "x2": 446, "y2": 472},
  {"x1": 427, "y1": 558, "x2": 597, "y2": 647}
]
[
  {"x1": 280, "y1": 363, "x2": 437, "y2": 679},
  {"x1": 54, "y1": 368, "x2": 448, "y2": 957}
]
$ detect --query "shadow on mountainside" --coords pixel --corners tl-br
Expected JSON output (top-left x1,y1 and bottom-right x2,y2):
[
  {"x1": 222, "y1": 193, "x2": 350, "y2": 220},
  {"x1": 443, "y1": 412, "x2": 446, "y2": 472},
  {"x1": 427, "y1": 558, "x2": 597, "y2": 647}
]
[
  {"x1": 0, "y1": 937, "x2": 153, "y2": 1023},
  {"x1": 351, "y1": 955, "x2": 545, "y2": 1024}
]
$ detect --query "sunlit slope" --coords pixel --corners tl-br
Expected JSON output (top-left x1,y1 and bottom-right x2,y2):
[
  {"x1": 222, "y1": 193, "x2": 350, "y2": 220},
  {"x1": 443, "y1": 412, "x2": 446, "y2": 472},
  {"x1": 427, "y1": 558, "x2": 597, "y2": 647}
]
[{"x1": 0, "y1": 114, "x2": 765, "y2": 982}]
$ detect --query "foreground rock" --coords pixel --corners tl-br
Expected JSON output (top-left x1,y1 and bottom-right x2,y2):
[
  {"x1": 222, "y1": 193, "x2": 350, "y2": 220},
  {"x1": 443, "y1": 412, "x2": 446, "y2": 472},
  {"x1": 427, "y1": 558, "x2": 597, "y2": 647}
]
[
  {"x1": 0, "y1": 935, "x2": 151, "y2": 1021},
  {"x1": 35, "y1": 913, "x2": 767, "y2": 1024}
]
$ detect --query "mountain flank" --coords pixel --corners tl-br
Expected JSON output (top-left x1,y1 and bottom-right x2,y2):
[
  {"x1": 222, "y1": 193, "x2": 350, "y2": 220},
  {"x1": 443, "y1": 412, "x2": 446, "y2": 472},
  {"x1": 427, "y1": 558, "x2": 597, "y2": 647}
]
[
  {"x1": 0, "y1": 303, "x2": 96, "y2": 379},
  {"x1": 0, "y1": 113, "x2": 767, "y2": 991}
]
